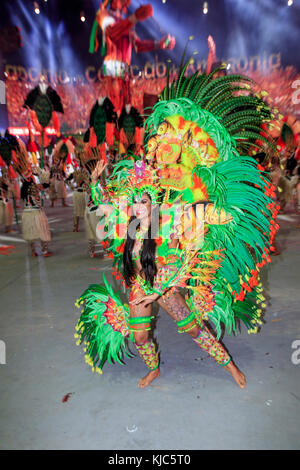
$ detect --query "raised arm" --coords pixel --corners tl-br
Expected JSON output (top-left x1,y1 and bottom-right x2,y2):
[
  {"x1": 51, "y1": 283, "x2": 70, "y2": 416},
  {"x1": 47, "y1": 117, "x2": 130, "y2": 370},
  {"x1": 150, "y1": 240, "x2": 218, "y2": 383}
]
[
  {"x1": 206, "y1": 35, "x2": 216, "y2": 75},
  {"x1": 105, "y1": 4, "x2": 153, "y2": 42},
  {"x1": 90, "y1": 160, "x2": 108, "y2": 206},
  {"x1": 134, "y1": 34, "x2": 175, "y2": 54}
]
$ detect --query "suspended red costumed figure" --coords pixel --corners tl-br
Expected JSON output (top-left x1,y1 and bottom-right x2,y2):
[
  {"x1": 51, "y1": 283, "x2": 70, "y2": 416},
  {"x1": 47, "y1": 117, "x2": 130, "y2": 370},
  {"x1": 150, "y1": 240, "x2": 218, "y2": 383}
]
[{"x1": 89, "y1": 0, "x2": 175, "y2": 113}]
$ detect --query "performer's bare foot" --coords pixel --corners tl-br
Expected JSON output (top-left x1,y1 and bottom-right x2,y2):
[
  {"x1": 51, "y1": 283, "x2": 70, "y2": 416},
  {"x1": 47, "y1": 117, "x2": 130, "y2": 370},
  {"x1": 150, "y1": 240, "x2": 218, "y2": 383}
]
[
  {"x1": 224, "y1": 361, "x2": 246, "y2": 389},
  {"x1": 138, "y1": 368, "x2": 160, "y2": 389}
]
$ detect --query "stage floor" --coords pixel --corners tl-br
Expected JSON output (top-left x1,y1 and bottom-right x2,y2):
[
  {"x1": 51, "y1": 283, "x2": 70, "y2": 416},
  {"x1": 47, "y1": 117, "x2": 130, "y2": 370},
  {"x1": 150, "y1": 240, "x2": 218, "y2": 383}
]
[{"x1": 0, "y1": 195, "x2": 299, "y2": 450}]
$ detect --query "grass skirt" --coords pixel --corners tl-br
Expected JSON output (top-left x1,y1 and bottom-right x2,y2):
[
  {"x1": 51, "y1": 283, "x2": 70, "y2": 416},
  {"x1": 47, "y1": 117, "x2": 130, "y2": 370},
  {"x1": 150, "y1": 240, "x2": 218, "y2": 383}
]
[
  {"x1": 73, "y1": 190, "x2": 87, "y2": 218},
  {"x1": 54, "y1": 180, "x2": 67, "y2": 199},
  {"x1": 84, "y1": 207, "x2": 100, "y2": 241},
  {"x1": 22, "y1": 208, "x2": 51, "y2": 242},
  {"x1": 0, "y1": 200, "x2": 14, "y2": 226},
  {"x1": 49, "y1": 181, "x2": 57, "y2": 201}
]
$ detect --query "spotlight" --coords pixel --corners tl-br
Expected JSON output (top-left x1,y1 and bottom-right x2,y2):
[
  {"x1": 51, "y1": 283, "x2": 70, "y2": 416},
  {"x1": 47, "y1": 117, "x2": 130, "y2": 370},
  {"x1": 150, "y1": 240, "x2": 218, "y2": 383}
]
[
  {"x1": 287, "y1": 0, "x2": 293, "y2": 5},
  {"x1": 80, "y1": 11, "x2": 86, "y2": 22},
  {"x1": 162, "y1": 0, "x2": 167, "y2": 3},
  {"x1": 34, "y1": 2, "x2": 40, "y2": 14},
  {"x1": 203, "y1": 2, "x2": 208, "y2": 14}
]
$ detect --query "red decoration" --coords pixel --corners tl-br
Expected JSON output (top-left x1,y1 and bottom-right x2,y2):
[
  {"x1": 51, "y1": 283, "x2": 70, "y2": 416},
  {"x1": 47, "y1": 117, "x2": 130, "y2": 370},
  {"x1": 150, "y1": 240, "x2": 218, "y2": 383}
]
[{"x1": 105, "y1": 122, "x2": 115, "y2": 147}]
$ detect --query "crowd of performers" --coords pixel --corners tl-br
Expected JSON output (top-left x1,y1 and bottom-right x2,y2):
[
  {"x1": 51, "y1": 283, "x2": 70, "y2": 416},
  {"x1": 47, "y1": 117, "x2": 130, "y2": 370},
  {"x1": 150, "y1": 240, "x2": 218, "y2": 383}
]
[
  {"x1": 0, "y1": 91, "x2": 150, "y2": 257},
  {"x1": 1, "y1": 104, "x2": 299, "y2": 259},
  {"x1": 0, "y1": 133, "x2": 99, "y2": 257}
]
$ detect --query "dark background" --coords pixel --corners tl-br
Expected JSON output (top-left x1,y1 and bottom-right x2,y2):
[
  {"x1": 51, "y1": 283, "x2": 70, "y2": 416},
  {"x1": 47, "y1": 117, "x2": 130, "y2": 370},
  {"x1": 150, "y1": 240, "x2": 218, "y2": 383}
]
[{"x1": 1, "y1": 0, "x2": 300, "y2": 74}]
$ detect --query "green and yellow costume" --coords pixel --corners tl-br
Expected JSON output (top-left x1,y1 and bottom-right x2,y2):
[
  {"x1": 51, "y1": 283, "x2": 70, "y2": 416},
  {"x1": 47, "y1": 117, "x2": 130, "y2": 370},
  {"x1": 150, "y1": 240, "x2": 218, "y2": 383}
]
[{"x1": 75, "y1": 61, "x2": 279, "y2": 376}]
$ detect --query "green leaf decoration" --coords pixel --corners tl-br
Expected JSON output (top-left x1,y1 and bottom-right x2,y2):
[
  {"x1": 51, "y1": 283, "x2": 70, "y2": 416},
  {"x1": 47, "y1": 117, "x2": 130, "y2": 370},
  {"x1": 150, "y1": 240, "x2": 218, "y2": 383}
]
[
  {"x1": 94, "y1": 106, "x2": 107, "y2": 144},
  {"x1": 34, "y1": 94, "x2": 53, "y2": 128}
]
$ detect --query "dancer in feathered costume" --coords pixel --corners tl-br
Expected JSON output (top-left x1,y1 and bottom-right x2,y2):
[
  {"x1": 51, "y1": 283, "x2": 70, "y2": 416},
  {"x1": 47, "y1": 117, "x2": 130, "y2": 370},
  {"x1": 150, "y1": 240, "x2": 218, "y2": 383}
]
[
  {"x1": 13, "y1": 145, "x2": 52, "y2": 257},
  {"x1": 66, "y1": 142, "x2": 90, "y2": 233},
  {"x1": 0, "y1": 168, "x2": 14, "y2": 233},
  {"x1": 49, "y1": 138, "x2": 74, "y2": 207},
  {"x1": 75, "y1": 58, "x2": 279, "y2": 389},
  {"x1": 76, "y1": 144, "x2": 107, "y2": 258},
  {"x1": 0, "y1": 132, "x2": 25, "y2": 230}
]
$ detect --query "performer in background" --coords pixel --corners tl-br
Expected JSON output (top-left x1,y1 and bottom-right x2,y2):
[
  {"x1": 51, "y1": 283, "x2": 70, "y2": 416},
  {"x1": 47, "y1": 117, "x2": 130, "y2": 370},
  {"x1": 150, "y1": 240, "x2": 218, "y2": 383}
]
[
  {"x1": 83, "y1": 158, "x2": 107, "y2": 259},
  {"x1": 67, "y1": 161, "x2": 89, "y2": 232},
  {"x1": 14, "y1": 148, "x2": 52, "y2": 257},
  {"x1": 89, "y1": 0, "x2": 175, "y2": 114},
  {"x1": 0, "y1": 169, "x2": 14, "y2": 233},
  {"x1": 49, "y1": 155, "x2": 68, "y2": 207}
]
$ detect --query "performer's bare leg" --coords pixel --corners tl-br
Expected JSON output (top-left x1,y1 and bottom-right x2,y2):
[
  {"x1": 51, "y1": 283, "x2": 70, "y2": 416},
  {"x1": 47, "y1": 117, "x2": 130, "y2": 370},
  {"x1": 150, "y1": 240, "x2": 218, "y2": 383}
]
[
  {"x1": 157, "y1": 290, "x2": 246, "y2": 389},
  {"x1": 41, "y1": 241, "x2": 53, "y2": 257},
  {"x1": 73, "y1": 216, "x2": 79, "y2": 232},
  {"x1": 88, "y1": 240, "x2": 96, "y2": 258},
  {"x1": 133, "y1": 328, "x2": 161, "y2": 389},
  {"x1": 30, "y1": 242, "x2": 37, "y2": 257},
  {"x1": 129, "y1": 286, "x2": 160, "y2": 388}
]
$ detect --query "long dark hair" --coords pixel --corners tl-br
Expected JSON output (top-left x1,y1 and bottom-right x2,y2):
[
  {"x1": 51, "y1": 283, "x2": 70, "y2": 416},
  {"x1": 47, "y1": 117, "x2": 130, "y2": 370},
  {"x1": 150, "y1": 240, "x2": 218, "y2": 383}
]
[{"x1": 123, "y1": 213, "x2": 158, "y2": 288}]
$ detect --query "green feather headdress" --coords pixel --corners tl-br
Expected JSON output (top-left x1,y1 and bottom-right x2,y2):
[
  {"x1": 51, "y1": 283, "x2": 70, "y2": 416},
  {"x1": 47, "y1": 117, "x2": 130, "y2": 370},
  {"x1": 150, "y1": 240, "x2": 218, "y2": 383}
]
[
  {"x1": 153, "y1": 59, "x2": 278, "y2": 158},
  {"x1": 108, "y1": 159, "x2": 161, "y2": 205}
]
